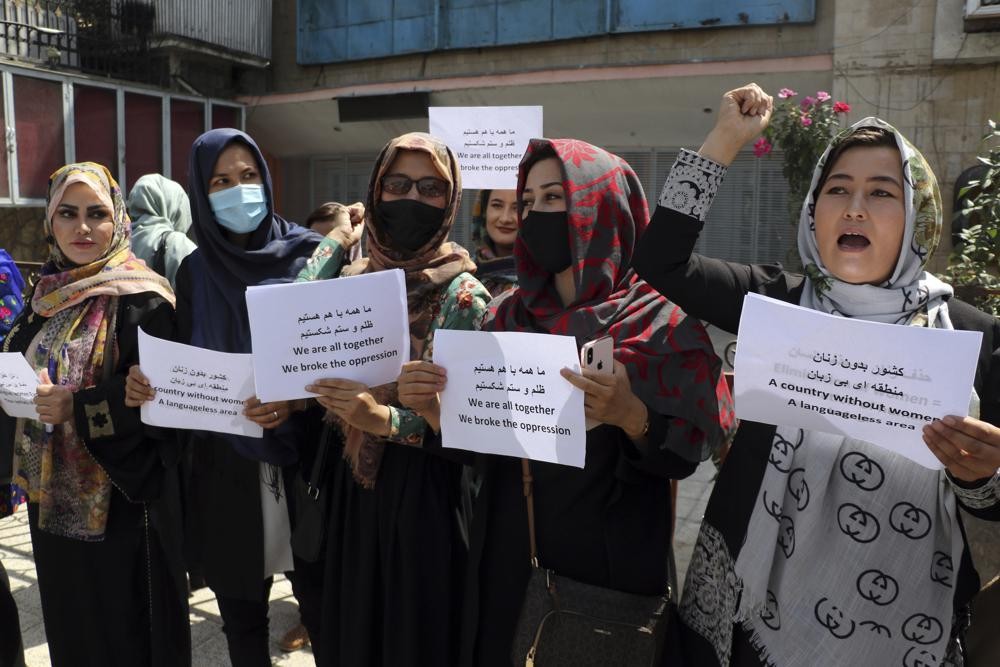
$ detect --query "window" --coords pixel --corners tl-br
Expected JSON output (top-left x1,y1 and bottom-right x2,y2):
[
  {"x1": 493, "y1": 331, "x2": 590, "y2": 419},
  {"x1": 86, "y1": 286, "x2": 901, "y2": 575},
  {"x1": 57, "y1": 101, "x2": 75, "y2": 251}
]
[
  {"x1": 74, "y1": 85, "x2": 118, "y2": 172},
  {"x1": 0, "y1": 67, "x2": 242, "y2": 204},
  {"x1": 212, "y1": 104, "x2": 241, "y2": 130},
  {"x1": 13, "y1": 75, "x2": 64, "y2": 199},
  {"x1": 124, "y1": 93, "x2": 163, "y2": 192},
  {"x1": 0, "y1": 77, "x2": 9, "y2": 199},
  {"x1": 170, "y1": 99, "x2": 205, "y2": 192},
  {"x1": 965, "y1": 0, "x2": 1000, "y2": 31}
]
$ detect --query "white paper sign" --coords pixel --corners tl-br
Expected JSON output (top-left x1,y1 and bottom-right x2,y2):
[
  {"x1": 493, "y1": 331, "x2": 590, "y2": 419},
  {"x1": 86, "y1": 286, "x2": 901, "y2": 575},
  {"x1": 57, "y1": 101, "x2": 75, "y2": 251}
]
[
  {"x1": 429, "y1": 106, "x2": 543, "y2": 190},
  {"x1": 137, "y1": 329, "x2": 262, "y2": 437},
  {"x1": 734, "y1": 294, "x2": 983, "y2": 469},
  {"x1": 245, "y1": 270, "x2": 410, "y2": 403},
  {"x1": 433, "y1": 330, "x2": 587, "y2": 468},
  {"x1": 0, "y1": 353, "x2": 40, "y2": 420}
]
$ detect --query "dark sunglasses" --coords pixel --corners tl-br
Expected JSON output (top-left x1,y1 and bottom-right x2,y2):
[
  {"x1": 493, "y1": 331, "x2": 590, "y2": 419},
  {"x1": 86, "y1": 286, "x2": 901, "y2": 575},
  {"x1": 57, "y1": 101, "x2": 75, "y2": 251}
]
[{"x1": 380, "y1": 174, "x2": 449, "y2": 198}]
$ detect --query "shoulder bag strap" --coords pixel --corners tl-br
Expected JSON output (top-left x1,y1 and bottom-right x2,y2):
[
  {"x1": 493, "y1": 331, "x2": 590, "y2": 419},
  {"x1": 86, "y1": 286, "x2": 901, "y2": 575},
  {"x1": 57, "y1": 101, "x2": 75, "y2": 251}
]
[
  {"x1": 521, "y1": 458, "x2": 538, "y2": 567},
  {"x1": 307, "y1": 421, "x2": 333, "y2": 499}
]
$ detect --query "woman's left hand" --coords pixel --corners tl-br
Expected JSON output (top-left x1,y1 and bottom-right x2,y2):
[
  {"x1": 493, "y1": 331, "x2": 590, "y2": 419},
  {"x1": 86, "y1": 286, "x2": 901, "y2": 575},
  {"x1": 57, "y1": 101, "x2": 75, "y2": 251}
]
[
  {"x1": 561, "y1": 360, "x2": 648, "y2": 440},
  {"x1": 244, "y1": 396, "x2": 294, "y2": 430},
  {"x1": 923, "y1": 415, "x2": 1000, "y2": 483},
  {"x1": 306, "y1": 379, "x2": 392, "y2": 437},
  {"x1": 34, "y1": 369, "x2": 73, "y2": 425}
]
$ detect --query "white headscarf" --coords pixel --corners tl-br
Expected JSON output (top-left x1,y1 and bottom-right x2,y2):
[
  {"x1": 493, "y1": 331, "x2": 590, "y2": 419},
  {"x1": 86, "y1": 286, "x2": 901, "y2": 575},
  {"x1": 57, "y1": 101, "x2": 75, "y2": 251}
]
[{"x1": 797, "y1": 117, "x2": 953, "y2": 326}]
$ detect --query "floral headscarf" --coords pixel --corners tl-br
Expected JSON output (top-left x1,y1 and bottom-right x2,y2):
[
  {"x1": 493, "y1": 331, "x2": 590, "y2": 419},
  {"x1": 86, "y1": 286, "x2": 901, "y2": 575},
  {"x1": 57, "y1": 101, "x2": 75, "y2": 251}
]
[{"x1": 0, "y1": 250, "x2": 24, "y2": 342}]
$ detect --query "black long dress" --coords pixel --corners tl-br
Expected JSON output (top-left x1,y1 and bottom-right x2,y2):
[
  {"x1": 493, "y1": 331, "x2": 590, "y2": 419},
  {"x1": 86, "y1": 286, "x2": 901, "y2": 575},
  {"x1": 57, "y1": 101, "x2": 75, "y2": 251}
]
[
  {"x1": 0, "y1": 292, "x2": 189, "y2": 667},
  {"x1": 173, "y1": 257, "x2": 323, "y2": 666},
  {"x1": 315, "y1": 438, "x2": 467, "y2": 666},
  {"x1": 633, "y1": 204, "x2": 1000, "y2": 666},
  {"x1": 0, "y1": 560, "x2": 23, "y2": 667},
  {"x1": 455, "y1": 415, "x2": 696, "y2": 667}
]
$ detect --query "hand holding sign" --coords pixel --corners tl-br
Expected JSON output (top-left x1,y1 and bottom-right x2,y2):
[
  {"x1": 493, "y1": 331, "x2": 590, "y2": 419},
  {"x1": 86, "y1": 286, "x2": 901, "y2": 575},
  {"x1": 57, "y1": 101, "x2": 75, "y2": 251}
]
[
  {"x1": 306, "y1": 378, "x2": 391, "y2": 437},
  {"x1": 923, "y1": 416, "x2": 1000, "y2": 483},
  {"x1": 560, "y1": 360, "x2": 649, "y2": 440},
  {"x1": 397, "y1": 360, "x2": 447, "y2": 431},
  {"x1": 125, "y1": 365, "x2": 155, "y2": 407}
]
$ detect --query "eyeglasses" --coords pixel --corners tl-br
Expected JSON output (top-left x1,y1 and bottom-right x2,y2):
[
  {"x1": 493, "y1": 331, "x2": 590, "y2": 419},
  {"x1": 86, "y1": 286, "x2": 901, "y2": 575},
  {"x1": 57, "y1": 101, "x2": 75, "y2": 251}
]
[{"x1": 380, "y1": 174, "x2": 449, "y2": 198}]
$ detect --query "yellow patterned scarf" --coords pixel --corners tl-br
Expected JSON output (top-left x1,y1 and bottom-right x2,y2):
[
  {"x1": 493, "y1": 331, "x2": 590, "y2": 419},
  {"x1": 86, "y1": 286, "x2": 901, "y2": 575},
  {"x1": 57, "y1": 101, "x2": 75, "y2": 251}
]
[{"x1": 13, "y1": 163, "x2": 173, "y2": 540}]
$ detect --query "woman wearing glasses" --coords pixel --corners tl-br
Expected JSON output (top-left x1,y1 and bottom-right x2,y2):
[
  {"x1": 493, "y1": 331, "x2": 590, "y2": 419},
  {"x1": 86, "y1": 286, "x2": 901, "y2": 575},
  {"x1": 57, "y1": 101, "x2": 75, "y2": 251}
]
[{"x1": 296, "y1": 132, "x2": 489, "y2": 667}]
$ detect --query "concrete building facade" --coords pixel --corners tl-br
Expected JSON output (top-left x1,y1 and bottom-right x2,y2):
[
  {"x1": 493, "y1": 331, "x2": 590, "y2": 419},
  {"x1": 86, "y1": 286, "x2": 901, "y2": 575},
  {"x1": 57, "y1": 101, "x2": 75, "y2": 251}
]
[{"x1": 249, "y1": 0, "x2": 835, "y2": 264}]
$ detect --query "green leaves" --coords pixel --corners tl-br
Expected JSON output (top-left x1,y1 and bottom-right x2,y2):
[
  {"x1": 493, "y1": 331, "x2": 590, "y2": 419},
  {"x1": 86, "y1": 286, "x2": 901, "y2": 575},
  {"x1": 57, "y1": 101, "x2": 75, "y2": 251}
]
[{"x1": 943, "y1": 122, "x2": 1000, "y2": 315}]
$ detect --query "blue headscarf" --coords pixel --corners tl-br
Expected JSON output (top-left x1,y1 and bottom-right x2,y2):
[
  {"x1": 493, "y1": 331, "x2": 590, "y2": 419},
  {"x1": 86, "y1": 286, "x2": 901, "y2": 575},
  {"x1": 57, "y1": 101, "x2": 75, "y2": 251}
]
[
  {"x1": 0, "y1": 249, "x2": 24, "y2": 343},
  {"x1": 185, "y1": 128, "x2": 322, "y2": 463}
]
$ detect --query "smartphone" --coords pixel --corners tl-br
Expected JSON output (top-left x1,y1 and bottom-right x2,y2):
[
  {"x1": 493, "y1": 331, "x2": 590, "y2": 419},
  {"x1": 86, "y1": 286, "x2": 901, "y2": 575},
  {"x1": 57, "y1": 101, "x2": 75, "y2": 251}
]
[{"x1": 580, "y1": 336, "x2": 614, "y2": 430}]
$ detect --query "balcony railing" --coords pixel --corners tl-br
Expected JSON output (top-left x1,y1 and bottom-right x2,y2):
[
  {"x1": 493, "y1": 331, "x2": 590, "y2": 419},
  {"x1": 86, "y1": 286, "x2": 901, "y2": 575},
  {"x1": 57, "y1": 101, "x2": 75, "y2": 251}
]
[
  {"x1": 0, "y1": 0, "x2": 270, "y2": 86},
  {"x1": 151, "y1": 0, "x2": 271, "y2": 61}
]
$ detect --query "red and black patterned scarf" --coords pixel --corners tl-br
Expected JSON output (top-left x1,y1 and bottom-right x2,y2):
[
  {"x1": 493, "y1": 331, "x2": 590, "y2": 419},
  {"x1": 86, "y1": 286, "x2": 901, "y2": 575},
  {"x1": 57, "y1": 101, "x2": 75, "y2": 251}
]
[{"x1": 484, "y1": 139, "x2": 736, "y2": 460}]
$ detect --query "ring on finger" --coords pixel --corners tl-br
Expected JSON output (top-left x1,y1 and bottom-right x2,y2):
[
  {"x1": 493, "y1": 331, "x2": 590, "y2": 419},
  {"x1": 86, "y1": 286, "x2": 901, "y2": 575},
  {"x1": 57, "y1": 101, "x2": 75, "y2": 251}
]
[{"x1": 272, "y1": 410, "x2": 279, "y2": 420}]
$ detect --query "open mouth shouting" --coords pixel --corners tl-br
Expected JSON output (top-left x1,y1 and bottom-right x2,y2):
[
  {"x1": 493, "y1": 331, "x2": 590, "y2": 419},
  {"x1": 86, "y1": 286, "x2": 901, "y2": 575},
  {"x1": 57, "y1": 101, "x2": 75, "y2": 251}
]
[{"x1": 837, "y1": 230, "x2": 870, "y2": 252}]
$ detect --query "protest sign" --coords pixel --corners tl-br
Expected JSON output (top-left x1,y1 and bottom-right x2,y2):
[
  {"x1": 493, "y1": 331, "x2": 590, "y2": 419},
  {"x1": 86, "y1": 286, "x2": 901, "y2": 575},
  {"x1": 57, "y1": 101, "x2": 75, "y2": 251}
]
[
  {"x1": 433, "y1": 330, "x2": 586, "y2": 467},
  {"x1": 429, "y1": 106, "x2": 543, "y2": 189},
  {"x1": 245, "y1": 269, "x2": 409, "y2": 403},
  {"x1": 734, "y1": 294, "x2": 982, "y2": 469},
  {"x1": 138, "y1": 329, "x2": 262, "y2": 437},
  {"x1": 0, "y1": 352, "x2": 40, "y2": 420}
]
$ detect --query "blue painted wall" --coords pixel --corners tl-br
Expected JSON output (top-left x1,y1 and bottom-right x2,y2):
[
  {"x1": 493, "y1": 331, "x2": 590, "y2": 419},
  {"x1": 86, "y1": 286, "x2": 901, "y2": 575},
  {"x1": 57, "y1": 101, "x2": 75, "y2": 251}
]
[{"x1": 298, "y1": 0, "x2": 816, "y2": 64}]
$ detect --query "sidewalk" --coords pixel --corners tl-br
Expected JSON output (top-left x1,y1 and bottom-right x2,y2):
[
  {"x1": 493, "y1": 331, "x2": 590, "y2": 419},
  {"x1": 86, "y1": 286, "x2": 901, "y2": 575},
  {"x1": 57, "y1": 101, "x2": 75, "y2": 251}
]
[
  {"x1": 0, "y1": 506, "x2": 314, "y2": 667},
  {"x1": 0, "y1": 460, "x2": 716, "y2": 665}
]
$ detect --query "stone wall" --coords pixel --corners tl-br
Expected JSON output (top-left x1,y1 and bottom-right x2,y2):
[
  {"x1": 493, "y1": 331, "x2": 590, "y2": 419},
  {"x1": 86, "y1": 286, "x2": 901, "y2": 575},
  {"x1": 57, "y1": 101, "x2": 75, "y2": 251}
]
[
  {"x1": 832, "y1": 0, "x2": 1000, "y2": 271},
  {"x1": 0, "y1": 208, "x2": 48, "y2": 264}
]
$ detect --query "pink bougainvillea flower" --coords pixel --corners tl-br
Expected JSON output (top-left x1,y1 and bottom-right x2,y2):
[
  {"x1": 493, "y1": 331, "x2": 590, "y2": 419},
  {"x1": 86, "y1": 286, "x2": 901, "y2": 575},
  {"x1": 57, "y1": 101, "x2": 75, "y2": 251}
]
[
  {"x1": 801, "y1": 115, "x2": 813, "y2": 127},
  {"x1": 778, "y1": 87, "x2": 797, "y2": 99},
  {"x1": 753, "y1": 137, "x2": 773, "y2": 157},
  {"x1": 833, "y1": 101, "x2": 851, "y2": 114},
  {"x1": 815, "y1": 91, "x2": 831, "y2": 102},
  {"x1": 800, "y1": 96, "x2": 816, "y2": 110}
]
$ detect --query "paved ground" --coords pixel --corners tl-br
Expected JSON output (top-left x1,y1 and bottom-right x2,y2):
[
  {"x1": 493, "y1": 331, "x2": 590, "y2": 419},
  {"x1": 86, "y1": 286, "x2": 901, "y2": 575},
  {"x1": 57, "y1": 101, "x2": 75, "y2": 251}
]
[
  {"x1": 0, "y1": 460, "x2": 717, "y2": 666},
  {"x1": 0, "y1": 506, "x2": 314, "y2": 666}
]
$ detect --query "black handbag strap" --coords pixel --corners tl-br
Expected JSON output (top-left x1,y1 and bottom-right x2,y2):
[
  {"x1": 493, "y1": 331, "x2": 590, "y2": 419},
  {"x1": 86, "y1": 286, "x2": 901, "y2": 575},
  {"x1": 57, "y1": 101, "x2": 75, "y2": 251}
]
[
  {"x1": 306, "y1": 422, "x2": 333, "y2": 499},
  {"x1": 521, "y1": 458, "x2": 539, "y2": 567}
]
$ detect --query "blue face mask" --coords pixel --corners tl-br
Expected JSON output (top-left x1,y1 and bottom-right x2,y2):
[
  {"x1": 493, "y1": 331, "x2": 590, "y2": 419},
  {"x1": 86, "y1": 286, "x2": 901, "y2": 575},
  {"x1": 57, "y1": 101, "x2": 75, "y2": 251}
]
[{"x1": 208, "y1": 184, "x2": 267, "y2": 234}]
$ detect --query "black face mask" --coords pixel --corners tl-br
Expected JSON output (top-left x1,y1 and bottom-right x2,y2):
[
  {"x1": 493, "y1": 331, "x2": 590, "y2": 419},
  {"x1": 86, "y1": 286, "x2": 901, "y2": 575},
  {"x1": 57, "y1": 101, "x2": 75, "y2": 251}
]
[
  {"x1": 376, "y1": 199, "x2": 446, "y2": 252},
  {"x1": 520, "y1": 210, "x2": 573, "y2": 273}
]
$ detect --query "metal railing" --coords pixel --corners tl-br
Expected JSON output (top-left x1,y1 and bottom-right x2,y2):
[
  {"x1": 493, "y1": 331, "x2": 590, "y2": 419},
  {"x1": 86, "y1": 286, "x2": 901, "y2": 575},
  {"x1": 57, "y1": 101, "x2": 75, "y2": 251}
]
[
  {"x1": 152, "y1": 0, "x2": 271, "y2": 60},
  {"x1": 0, "y1": 0, "x2": 271, "y2": 86},
  {"x1": 0, "y1": 0, "x2": 164, "y2": 86}
]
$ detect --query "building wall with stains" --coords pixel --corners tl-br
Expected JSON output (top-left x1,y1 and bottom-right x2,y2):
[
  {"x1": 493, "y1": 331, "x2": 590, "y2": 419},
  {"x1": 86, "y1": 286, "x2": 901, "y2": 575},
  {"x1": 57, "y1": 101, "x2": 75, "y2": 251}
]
[{"x1": 831, "y1": 0, "x2": 1000, "y2": 270}]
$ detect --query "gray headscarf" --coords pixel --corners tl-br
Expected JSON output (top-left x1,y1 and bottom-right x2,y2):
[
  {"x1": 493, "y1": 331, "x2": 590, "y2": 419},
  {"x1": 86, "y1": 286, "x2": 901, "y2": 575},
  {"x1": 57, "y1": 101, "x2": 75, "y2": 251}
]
[{"x1": 127, "y1": 174, "x2": 196, "y2": 289}]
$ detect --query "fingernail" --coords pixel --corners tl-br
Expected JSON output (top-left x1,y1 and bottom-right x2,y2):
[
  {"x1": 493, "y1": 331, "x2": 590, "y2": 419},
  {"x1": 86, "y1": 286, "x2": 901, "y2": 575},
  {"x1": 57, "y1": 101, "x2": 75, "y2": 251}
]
[{"x1": 941, "y1": 415, "x2": 957, "y2": 426}]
